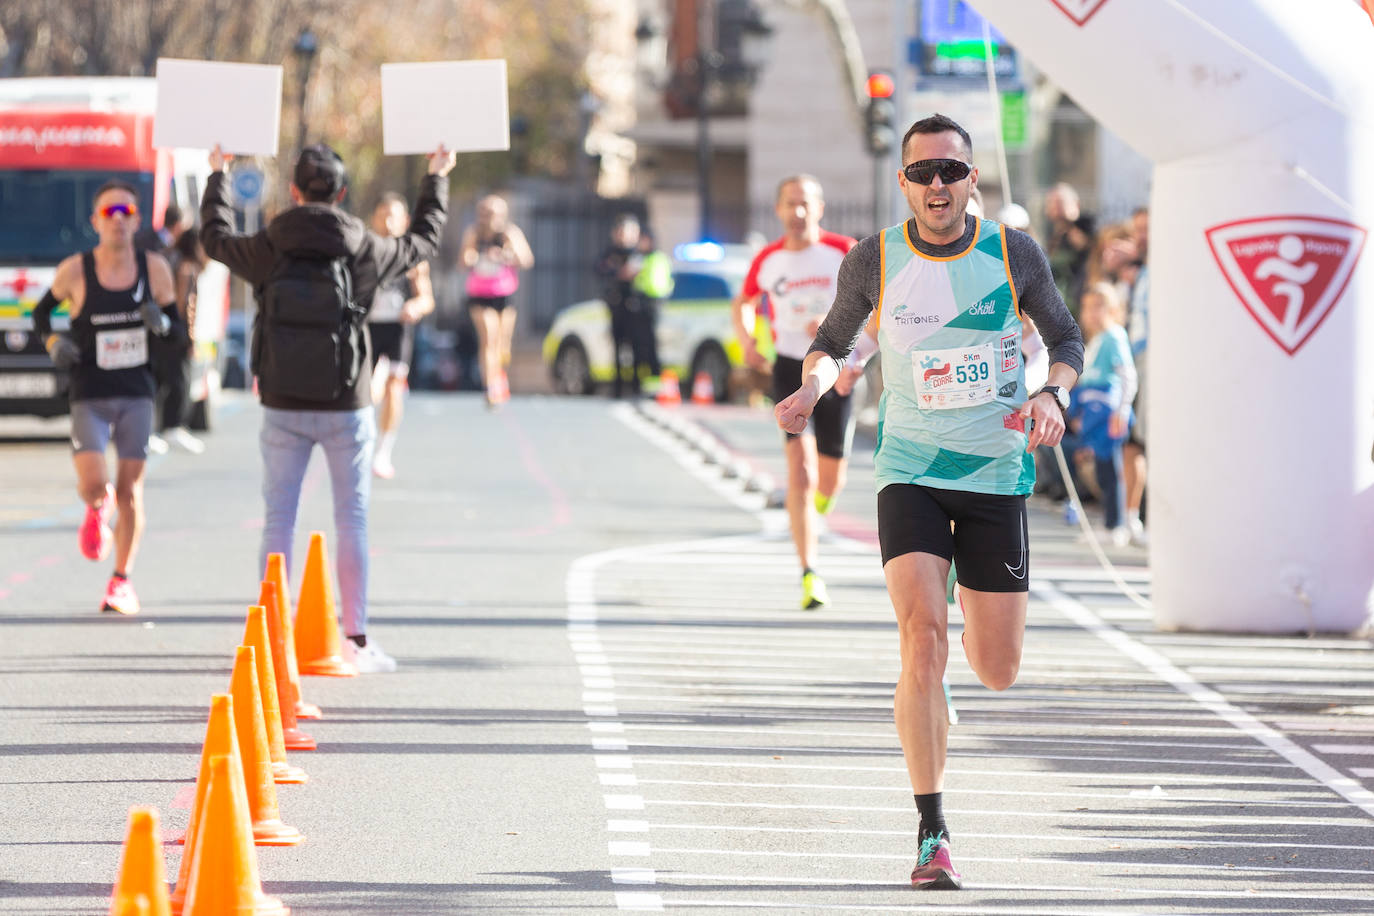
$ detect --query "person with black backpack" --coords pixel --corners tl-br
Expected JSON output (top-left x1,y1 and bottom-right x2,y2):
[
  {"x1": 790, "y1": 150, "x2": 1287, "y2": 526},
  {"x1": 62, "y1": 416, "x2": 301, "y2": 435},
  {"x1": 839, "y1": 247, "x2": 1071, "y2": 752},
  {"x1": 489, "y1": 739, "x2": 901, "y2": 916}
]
[{"x1": 200, "y1": 141, "x2": 456, "y2": 673}]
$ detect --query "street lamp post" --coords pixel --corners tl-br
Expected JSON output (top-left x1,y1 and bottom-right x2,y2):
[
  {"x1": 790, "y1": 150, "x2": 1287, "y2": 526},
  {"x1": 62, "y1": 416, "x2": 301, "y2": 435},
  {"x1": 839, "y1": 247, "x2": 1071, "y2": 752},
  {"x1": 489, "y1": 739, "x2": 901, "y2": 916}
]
[{"x1": 293, "y1": 28, "x2": 318, "y2": 150}]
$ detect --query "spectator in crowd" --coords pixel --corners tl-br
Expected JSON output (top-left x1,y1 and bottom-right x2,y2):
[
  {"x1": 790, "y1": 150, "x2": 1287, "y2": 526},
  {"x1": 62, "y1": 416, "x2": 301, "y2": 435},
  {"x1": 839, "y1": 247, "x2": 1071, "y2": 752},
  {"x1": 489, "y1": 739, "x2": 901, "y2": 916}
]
[
  {"x1": 593, "y1": 214, "x2": 644, "y2": 399},
  {"x1": 460, "y1": 194, "x2": 533, "y2": 407},
  {"x1": 1124, "y1": 207, "x2": 1150, "y2": 544},
  {"x1": 1086, "y1": 221, "x2": 1140, "y2": 305},
  {"x1": 1063, "y1": 282, "x2": 1137, "y2": 546},
  {"x1": 159, "y1": 227, "x2": 208, "y2": 454},
  {"x1": 1044, "y1": 183, "x2": 1095, "y2": 320}
]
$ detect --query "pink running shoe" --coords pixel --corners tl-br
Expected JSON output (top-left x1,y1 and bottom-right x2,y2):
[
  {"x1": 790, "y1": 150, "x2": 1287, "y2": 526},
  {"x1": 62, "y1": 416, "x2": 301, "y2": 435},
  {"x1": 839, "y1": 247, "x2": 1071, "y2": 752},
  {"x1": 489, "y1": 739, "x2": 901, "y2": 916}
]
[
  {"x1": 101, "y1": 576, "x2": 140, "y2": 615},
  {"x1": 910, "y1": 834, "x2": 962, "y2": 890},
  {"x1": 80, "y1": 484, "x2": 115, "y2": 561}
]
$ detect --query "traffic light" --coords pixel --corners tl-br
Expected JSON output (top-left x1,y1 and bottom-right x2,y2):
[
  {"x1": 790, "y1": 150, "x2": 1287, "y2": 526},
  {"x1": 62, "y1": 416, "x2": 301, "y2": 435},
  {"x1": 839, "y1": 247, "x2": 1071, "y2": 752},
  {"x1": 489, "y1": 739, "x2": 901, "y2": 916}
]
[{"x1": 865, "y1": 70, "x2": 897, "y2": 156}]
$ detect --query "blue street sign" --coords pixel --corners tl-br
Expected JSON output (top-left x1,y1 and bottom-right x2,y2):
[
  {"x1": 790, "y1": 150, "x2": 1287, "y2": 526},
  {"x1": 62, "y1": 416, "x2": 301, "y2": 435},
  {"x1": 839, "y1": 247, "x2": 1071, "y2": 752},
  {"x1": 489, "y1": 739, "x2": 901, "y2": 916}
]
[{"x1": 231, "y1": 168, "x2": 264, "y2": 204}]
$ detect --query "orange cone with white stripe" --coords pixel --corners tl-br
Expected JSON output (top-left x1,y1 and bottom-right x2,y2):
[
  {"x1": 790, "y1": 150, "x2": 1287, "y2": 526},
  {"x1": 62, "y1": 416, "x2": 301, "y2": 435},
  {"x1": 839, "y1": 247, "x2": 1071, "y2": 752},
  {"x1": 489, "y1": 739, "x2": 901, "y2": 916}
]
[
  {"x1": 691, "y1": 371, "x2": 715, "y2": 405},
  {"x1": 293, "y1": 532, "x2": 357, "y2": 677},
  {"x1": 656, "y1": 369, "x2": 681, "y2": 406}
]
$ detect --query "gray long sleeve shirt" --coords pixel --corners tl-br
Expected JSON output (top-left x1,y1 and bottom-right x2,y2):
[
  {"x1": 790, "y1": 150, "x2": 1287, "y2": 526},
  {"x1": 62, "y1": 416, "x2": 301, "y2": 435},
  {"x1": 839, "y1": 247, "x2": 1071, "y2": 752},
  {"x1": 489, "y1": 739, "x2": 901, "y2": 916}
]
[{"x1": 809, "y1": 214, "x2": 1084, "y2": 377}]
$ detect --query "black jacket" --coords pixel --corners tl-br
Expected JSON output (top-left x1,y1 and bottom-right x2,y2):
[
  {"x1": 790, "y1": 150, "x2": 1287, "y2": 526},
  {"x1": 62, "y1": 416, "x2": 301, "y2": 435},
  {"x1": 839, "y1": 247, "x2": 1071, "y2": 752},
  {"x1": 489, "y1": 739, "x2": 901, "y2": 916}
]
[{"x1": 200, "y1": 171, "x2": 448, "y2": 410}]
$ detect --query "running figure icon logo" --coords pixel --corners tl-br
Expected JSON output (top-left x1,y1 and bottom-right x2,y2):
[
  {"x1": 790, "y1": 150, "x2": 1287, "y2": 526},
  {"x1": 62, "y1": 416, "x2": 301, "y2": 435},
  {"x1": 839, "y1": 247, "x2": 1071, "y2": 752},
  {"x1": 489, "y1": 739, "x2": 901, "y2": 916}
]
[
  {"x1": 1048, "y1": 0, "x2": 1113, "y2": 27},
  {"x1": 1206, "y1": 216, "x2": 1367, "y2": 357}
]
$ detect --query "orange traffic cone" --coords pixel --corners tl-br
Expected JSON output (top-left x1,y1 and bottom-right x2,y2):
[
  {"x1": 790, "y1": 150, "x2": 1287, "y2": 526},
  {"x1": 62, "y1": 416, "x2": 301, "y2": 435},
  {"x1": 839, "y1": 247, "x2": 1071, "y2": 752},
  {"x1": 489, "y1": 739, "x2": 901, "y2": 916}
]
[
  {"x1": 110, "y1": 806, "x2": 171, "y2": 916},
  {"x1": 691, "y1": 371, "x2": 715, "y2": 405},
  {"x1": 264, "y1": 555, "x2": 321, "y2": 719},
  {"x1": 115, "y1": 895, "x2": 152, "y2": 916},
  {"x1": 294, "y1": 532, "x2": 357, "y2": 677},
  {"x1": 180, "y1": 755, "x2": 289, "y2": 916},
  {"x1": 228, "y1": 646, "x2": 303, "y2": 846},
  {"x1": 169, "y1": 694, "x2": 236, "y2": 913},
  {"x1": 656, "y1": 369, "x2": 681, "y2": 406},
  {"x1": 244, "y1": 605, "x2": 311, "y2": 779}
]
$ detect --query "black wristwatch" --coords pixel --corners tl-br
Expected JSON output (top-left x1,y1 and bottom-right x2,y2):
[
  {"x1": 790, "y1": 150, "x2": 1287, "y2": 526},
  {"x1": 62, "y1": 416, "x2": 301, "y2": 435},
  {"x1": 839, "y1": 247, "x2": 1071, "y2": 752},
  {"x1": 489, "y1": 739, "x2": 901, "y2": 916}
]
[{"x1": 1037, "y1": 385, "x2": 1070, "y2": 415}]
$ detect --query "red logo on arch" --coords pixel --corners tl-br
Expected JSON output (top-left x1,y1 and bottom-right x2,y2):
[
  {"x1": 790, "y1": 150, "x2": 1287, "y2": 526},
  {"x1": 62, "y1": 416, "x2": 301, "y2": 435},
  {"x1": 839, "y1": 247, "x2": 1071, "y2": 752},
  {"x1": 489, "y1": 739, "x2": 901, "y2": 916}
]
[
  {"x1": 1048, "y1": 0, "x2": 1112, "y2": 27},
  {"x1": 1205, "y1": 216, "x2": 1366, "y2": 357}
]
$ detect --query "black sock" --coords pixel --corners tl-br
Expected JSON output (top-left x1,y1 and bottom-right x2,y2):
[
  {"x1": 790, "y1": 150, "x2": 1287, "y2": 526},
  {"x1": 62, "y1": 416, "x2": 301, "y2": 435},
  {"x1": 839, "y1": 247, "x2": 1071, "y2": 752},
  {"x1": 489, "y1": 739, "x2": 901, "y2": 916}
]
[
  {"x1": 802, "y1": 567, "x2": 815, "y2": 579},
  {"x1": 347, "y1": 634, "x2": 367, "y2": 648},
  {"x1": 112, "y1": 571, "x2": 128, "y2": 581},
  {"x1": 914, "y1": 793, "x2": 947, "y2": 843}
]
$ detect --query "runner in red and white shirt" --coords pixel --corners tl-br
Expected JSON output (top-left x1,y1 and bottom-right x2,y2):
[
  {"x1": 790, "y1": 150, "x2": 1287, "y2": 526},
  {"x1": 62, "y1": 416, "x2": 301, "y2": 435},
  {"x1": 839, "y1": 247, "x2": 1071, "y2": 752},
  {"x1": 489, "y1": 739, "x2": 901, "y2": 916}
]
[{"x1": 732, "y1": 174, "x2": 861, "y2": 609}]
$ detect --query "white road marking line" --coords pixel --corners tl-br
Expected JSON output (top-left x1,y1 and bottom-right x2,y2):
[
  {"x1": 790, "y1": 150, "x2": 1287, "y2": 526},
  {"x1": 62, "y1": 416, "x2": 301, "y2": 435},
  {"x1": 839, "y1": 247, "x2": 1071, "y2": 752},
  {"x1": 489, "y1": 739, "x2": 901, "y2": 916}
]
[
  {"x1": 1035, "y1": 582, "x2": 1374, "y2": 817},
  {"x1": 655, "y1": 874, "x2": 1374, "y2": 904},
  {"x1": 597, "y1": 755, "x2": 635, "y2": 769},
  {"x1": 1314, "y1": 744, "x2": 1374, "y2": 754},
  {"x1": 645, "y1": 822, "x2": 1374, "y2": 851},
  {"x1": 593, "y1": 738, "x2": 629, "y2": 752},
  {"x1": 640, "y1": 798, "x2": 1363, "y2": 826},
  {"x1": 1354, "y1": 767, "x2": 1374, "y2": 778},
  {"x1": 607, "y1": 722, "x2": 1262, "y2": 754},
  {"x1": 611, "y1": 868, "x2": 657, "y2": 884},
  {"x1": 608, "y1": 819, "x2": 650, "y2": 832},
  {"x1": 605, "y1": 794, "x2": 646, "y2": 811},
  {"x1": 589, "y1": 721, "x2": 626, "y2": 732},
  {"x1": 628, "y1": 756, "x2": 1324, "y2": 787},
  {"x1": 646, "y1": 846, "x2": 1374, "y2": 878},
  {"x1": 614, "y1": 890, "x2": 664, "y2": 911},
  {"x1": 585, "y1": 705, "x2": 619, "y2": 716},
  {"x1": 631, "y1": 778, "x2": 1354, "y2": 808}
]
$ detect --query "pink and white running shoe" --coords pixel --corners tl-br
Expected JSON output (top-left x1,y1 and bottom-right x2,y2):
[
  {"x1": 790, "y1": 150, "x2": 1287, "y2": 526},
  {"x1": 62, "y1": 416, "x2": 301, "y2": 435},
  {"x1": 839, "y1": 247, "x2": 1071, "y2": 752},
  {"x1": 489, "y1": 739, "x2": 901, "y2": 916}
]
[
  {"x1": 910, "y1": 834, "x2": 962, "y2": 890},
  {"x1": 101, "y1": 576, "x2": 140, "y2": 616}
]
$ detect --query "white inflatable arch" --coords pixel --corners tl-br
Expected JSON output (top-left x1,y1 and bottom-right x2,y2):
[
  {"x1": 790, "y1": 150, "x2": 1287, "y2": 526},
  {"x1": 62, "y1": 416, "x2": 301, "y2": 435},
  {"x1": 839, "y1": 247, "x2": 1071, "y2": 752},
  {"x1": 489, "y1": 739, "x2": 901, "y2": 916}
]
[{"x1": 969, "y1": 0, "x2": 1374, "y2": 632}]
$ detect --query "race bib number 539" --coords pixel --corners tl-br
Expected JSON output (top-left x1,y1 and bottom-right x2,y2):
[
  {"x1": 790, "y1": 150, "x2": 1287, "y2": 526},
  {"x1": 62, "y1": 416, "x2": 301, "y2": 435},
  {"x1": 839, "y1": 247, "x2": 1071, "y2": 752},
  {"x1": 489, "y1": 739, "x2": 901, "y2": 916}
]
[{"x1": 913, "y1": 343, "x2": 995, "y2": 410}]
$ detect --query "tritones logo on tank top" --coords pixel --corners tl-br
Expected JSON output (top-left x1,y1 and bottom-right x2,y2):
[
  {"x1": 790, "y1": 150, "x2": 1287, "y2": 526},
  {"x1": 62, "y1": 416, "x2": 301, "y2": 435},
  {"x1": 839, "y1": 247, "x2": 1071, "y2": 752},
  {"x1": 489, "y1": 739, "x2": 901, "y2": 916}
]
[{"x1": 890, "y1": 303, "x2": 940, "y2": 326}]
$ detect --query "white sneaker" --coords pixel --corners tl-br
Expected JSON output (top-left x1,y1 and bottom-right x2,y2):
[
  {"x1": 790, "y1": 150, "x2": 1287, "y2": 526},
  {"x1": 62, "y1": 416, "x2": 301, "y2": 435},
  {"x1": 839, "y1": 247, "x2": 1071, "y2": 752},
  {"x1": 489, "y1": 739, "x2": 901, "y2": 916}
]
[
  {"x1": 166, "y1": 427, "x2": 206, "y2": 454},
  {"x1": 1109, "y1": 526, "x2": 1132, "y2": 548},
  {"x1": 343, "y1": 638, "x2": 397, "y2": 673},
  {"x1": 372, "y1": 455, "x2": 395, "y2": 479},
  {"x1": 146, "y1": 434, "x2": 169, "y2": 455}
]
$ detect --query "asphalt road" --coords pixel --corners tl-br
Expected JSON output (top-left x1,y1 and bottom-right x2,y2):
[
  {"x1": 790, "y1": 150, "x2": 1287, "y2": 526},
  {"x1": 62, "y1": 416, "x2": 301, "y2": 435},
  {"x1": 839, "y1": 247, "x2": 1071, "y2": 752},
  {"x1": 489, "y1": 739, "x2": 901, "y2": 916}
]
[{"x1": 1, "y1": 391, "x2": 1371, "y2": 915}]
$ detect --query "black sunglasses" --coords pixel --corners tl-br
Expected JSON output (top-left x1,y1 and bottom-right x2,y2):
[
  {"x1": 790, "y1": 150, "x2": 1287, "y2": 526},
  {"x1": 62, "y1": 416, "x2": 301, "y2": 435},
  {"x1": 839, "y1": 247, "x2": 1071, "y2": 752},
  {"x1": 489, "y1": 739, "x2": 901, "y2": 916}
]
[{"x1": 903, "y1": 159, "x2": 972, "y2": 185}]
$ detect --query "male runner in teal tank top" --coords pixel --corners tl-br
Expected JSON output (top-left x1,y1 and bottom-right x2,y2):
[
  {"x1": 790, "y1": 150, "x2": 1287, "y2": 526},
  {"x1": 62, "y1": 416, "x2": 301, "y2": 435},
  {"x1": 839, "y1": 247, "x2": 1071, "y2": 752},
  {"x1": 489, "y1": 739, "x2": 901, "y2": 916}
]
[{"x1": 775, "y1": 114, "x2": 1084, "y2": 889}]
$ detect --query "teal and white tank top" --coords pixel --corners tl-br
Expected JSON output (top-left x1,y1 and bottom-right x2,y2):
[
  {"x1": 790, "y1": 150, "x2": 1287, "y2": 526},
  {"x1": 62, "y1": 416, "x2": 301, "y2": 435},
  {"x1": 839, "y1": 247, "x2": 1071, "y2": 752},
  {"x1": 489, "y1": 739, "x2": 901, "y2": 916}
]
[{"x1": 874, "y1": 218, "x2": 1035, "y2": 496}]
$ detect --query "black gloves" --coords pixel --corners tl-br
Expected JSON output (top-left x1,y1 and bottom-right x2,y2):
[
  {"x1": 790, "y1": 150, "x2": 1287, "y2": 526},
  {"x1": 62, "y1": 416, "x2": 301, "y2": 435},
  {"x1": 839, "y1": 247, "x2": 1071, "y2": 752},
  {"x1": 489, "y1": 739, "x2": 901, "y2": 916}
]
[{"x1": 44, "y1": 334, "x2": 80, "y2": 370}]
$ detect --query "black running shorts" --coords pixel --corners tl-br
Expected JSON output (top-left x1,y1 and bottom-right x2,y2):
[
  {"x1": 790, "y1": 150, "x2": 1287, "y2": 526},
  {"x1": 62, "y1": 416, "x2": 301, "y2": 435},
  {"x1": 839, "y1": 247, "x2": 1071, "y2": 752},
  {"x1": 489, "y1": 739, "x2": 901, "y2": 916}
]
[
  {"x1": 772, "y1": 355, "x2": 854, "y2": 459},
  {"x1": 877, "y1": 483, "x2": 1029, "y2": 593},
  {"x1": 369, "y1": 322, "x2": 414, "y2": 369}
]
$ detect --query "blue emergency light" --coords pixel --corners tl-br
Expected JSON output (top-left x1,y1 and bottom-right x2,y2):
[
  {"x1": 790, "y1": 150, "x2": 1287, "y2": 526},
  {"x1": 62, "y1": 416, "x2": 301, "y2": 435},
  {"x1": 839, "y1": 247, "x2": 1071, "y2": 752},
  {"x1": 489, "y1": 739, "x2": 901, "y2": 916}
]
[{"x1": 674, "y1": 241, "x2": 725, "y2": 262}]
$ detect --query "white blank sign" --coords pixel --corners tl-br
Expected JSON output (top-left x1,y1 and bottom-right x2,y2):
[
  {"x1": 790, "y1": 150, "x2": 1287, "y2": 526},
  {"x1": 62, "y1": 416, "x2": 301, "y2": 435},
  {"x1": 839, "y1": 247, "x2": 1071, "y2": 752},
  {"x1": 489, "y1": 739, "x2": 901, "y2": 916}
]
[
  {"x1": 381, "y1": 60, "x2": 510, "y2": 155},
  {"x1": 153, "y1": 58, "x2": 282, "y2": 156}
]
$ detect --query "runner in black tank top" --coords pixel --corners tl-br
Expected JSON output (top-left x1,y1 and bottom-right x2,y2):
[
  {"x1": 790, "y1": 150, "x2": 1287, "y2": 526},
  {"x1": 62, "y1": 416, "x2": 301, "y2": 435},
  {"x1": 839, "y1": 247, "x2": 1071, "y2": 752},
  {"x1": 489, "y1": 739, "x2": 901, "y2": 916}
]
[
  {"x1": 69, "y1": 249, "x2": 159, "y2": 401},
  {"x1": 30, "y1": 179, "x2": 182, "y2": 616}
]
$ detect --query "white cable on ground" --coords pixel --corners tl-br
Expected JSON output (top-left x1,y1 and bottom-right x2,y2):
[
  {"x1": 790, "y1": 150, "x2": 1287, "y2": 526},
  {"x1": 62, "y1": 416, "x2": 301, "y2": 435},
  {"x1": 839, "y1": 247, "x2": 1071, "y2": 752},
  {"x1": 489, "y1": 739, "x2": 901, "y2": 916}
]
[{"x1": 1052, "y1": 442, "x2": 1152, "y2": 611}]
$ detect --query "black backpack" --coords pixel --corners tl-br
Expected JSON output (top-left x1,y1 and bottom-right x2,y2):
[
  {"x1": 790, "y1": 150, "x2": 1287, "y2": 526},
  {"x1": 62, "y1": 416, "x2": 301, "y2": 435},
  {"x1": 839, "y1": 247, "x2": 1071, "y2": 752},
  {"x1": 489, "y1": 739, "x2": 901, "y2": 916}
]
[{"x1": 252, "y1": 254, "x2": 366, "y2": 402}]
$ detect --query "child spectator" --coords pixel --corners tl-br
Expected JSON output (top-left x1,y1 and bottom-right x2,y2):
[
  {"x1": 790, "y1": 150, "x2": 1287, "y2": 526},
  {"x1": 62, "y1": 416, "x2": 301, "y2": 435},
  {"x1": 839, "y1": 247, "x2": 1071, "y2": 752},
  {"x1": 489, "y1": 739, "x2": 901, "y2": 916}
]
[{"x1": 1065, "y1": 282, "x2": 1137, "y2": 546}]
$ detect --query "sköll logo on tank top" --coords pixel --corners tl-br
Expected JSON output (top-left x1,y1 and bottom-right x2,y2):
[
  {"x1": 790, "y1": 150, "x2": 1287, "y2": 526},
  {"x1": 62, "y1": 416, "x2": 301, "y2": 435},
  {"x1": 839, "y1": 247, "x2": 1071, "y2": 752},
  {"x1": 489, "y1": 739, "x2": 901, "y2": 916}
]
[
  {"x1": 1205, "y1": 216, "x2": 1366, "y2": 357},
  {"x1": 1049, "y1": 0, "x2": 1112, "y2": 27}
]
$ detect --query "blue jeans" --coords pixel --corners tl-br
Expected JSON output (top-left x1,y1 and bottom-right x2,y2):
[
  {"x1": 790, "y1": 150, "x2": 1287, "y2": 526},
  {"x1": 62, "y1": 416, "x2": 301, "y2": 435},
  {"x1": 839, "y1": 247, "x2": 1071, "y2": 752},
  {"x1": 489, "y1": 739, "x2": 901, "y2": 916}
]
[{"x1": 259, "y1": 407, "x2": 375, "y2": 637}]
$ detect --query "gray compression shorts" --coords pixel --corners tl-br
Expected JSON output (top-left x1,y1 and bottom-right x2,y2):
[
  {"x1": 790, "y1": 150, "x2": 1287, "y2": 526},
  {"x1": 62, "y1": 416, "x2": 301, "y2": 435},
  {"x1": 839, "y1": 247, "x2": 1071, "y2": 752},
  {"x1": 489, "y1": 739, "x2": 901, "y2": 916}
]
[{"x1": 70, "y1": 397, "x2": 155, "y2": 460}]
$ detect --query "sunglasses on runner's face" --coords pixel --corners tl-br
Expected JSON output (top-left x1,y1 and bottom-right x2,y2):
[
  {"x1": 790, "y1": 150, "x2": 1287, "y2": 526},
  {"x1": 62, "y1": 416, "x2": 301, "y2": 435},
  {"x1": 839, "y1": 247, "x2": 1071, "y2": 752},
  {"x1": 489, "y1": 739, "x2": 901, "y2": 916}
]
[
  {"x1": 903, "y1": 159, "x2": 972, "y2": 186},
  {"x1": 99, "y1": 203, "x2": 138, "y2": 219}
]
